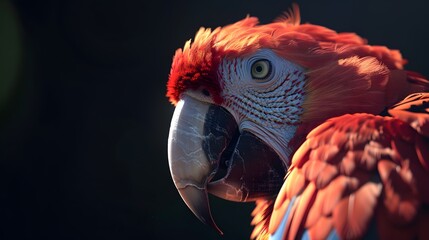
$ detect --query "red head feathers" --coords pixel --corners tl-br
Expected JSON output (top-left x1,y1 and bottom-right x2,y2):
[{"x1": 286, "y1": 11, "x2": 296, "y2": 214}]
[{"x1": 167, "y1": 4, "x2": 426, "y2": 121}]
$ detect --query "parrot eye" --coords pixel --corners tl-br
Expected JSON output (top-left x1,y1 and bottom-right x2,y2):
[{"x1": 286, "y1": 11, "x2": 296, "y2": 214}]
[{"x1": 251, "y1": 59, "x2": 271, "y2": 80}]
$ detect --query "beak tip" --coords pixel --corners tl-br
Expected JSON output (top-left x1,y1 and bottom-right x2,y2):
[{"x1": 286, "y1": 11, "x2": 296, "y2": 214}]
[
  {"x1": 204, "y1": 218, "x2": 224, "y2": 236},
  {"x1": 178, "y1": 186, "x2": 224, "y2": 235},
  {"x1": 216, "y1": 228, "x2": 224, "y2": 236},
  {"x1": 200, "y1": 214, "x2": 223, "y2": 235},
  {"x1": 198, "y1": 215, "x2": 223, "y2": 235}
]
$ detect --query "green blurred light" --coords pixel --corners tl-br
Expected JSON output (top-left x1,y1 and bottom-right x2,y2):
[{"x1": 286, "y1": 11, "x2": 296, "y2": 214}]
[{"x1": 0, "y1": 0, "x2": 22, "y2": 111}]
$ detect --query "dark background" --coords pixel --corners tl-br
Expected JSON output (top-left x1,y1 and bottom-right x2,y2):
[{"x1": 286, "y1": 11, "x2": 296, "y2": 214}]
[{"x1": 0, "y1": 0, "x2": 428, "y2": 239}]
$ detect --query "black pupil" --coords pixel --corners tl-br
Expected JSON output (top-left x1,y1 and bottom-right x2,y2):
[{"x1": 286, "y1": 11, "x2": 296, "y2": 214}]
[
  {"x1": 202, "y1": 89, "x2": 210, "y2": 96},
  {"x1": 256, "y1": 65, "x2": 263, "y2": 72}
]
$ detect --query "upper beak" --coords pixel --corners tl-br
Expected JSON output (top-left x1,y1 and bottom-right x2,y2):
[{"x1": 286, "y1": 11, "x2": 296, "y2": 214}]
[{"x1": 168, "y1": 95, "x2": 286, "y2": 234}]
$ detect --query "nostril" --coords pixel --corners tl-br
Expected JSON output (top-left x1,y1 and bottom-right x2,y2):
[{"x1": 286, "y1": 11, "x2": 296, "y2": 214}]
[{"x1": 202, "y1": 89, "x2": 210, "y2": 97}]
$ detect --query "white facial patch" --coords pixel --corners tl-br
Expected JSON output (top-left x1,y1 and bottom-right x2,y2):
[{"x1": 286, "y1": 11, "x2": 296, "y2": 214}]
[{"x1": 219, "y1": 49, "x2": 306, "y2": 165}]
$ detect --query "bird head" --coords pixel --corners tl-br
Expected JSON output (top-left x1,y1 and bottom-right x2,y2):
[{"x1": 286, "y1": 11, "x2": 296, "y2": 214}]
[{"x1": 166, "y1": 5, "x2": 408, "y2": 234}]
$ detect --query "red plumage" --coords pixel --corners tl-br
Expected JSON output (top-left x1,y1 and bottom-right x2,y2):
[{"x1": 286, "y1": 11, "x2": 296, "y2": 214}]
[
  {"x1": 166, "y1": 4, "x2": 425, "y2": 109},
  {"x1": 265, "y1": 94, "x2": 429, "y2": 240},
  {"x1": 165, "y1": 4, "x2": 429, "y2": 240},
  {"x1": 166, "y1": 28, "x2": 223, "y2": 105}
]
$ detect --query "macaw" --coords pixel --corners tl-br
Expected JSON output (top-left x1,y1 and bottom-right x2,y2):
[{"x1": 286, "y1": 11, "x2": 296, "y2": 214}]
[{"x1": 166, "y1": 4, "x2": 429, "y2": 239}]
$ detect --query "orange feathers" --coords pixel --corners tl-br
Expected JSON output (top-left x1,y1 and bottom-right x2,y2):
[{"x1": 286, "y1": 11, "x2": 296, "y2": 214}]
[
  {"x1": 167, "y1": 4, "x2": 425, "y2": 109},
  {"x1": 265, "y1": 93, "x2": 429, "y2": 240},
  {"x1": 166, "y1": 5, "x2": 429, "y2": 239}
]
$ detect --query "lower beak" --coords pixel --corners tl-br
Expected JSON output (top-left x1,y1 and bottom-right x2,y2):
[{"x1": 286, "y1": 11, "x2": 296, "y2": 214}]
[{"x1": 168, "y1": 95, "x2": 286, "y2": 234}]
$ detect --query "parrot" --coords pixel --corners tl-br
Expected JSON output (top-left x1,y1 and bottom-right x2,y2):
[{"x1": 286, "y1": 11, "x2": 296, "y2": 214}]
[{"x1": 166, "y1": 4, "x2": 429, "y2": 239}]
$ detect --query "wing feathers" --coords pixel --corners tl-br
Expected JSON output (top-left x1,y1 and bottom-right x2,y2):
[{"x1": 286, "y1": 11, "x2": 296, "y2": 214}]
[
  {"x1": 388, "y1": 92, "x2": 429, "y2": 137},
  {"x1": 415, "y1": 136, "x2": 429, "y2": 178},
  {"x1": 251, "y1": 199, "x2": 275, "y2": 239},
  {"x1": 266, "y1": 97, "x2": 429, "y2": 239},
  {"x1": 333, "y1": 181, "x2": 381, "y2": 239},
  {"x1": 308, "y1": 216, "x2": 334, "y2": 240},
  {"x1": 287, "y1": 184, "x2": 317, "y2": 240},
  {"x1": 378, "y1": 159, "x2": 420, "y2": 224}
]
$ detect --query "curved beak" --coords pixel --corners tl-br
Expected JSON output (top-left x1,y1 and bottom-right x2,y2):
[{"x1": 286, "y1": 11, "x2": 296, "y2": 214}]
[{"x1": 168, "y1": 95, "x2": 286, "y2": 234}]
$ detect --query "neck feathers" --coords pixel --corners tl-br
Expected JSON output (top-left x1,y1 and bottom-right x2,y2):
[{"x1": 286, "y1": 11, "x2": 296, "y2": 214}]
[{"x1": 301, "y1": 56, "x2": 429, "y2": 123}]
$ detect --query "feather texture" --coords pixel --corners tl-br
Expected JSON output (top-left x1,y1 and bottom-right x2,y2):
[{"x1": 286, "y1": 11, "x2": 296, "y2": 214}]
[
  {"x1": 251, "y1": 199, "x2": 275, "y2": 240},
  {"x1": 166, "y1": 4, "x2": 429, "y2": 107},
  {"x1": 266, "y1": 93, "x2": 429, "y2": 239},
  {"x1": 166, "y1": 4, "x2": 429, "y2": 239}
]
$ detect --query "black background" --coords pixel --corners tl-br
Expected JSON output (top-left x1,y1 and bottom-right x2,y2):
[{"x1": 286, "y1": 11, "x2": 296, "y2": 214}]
[{"x1": 1, "y1": 0, "x2": 428, "y2": 239}]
